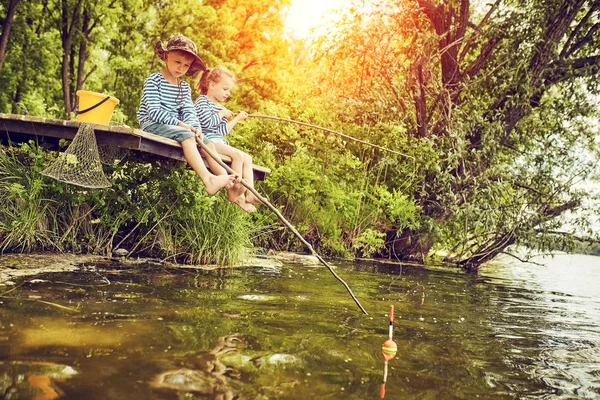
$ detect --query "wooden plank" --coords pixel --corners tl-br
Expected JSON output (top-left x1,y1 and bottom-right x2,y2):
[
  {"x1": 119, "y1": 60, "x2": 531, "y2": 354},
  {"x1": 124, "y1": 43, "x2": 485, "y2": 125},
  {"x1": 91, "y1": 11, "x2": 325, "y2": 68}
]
[{"x1": 0, "y1": 113, "x2": 270, "y2": 181}]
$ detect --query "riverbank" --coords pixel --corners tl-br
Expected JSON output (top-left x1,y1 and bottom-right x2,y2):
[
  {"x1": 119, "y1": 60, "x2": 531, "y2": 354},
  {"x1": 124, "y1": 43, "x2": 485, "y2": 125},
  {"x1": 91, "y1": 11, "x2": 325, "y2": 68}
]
[{"x1": 0, "y1": 251, "x2": 324, "y2": 287}]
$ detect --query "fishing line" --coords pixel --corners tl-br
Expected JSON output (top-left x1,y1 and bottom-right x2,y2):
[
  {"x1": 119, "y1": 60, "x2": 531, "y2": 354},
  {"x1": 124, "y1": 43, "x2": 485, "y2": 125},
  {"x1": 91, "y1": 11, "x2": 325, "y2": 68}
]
[
  {"x1": 195, "y1": 136, "x2": 369, "y2": 315},
  {"x1": 247, "y1": 114, "x2": 414, "y2": 159}
]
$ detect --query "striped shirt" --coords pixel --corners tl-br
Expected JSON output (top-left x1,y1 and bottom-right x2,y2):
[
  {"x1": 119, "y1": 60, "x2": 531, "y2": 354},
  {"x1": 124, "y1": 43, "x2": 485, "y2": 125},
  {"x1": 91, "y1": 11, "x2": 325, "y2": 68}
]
[
  {"x1": 137, "y1": 72, "x2": 200, "y2": 131},
  {"x1": 194, "y1": 95, "x2": 229, "y2": 140}
]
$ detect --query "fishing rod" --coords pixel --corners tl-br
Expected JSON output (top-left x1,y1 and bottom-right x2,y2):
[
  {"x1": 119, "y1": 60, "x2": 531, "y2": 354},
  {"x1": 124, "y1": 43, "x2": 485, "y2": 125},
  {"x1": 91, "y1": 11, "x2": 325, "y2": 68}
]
[
  {"x1": 195, "y1": 136, "x2": 368, "y2": 315},
  {"x1": 248, "y1": 114, "x2": 414, "y2": 159}
]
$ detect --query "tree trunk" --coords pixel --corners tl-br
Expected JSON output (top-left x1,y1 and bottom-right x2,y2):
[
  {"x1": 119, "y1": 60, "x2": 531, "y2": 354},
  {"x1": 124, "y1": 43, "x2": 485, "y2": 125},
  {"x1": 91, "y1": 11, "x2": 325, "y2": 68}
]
[
  {"x1": 458, "y1": 200, "x2": 580, "y2": 271},
  {"x1": 60, "y1": 0, "x2": 83, "y2": 119},
  {"x1": 0, "y1": 0, "x2": 22, "y2": 75},
  {"x1": 76, "y1": 8, "x2": 91, "y2": 93}
]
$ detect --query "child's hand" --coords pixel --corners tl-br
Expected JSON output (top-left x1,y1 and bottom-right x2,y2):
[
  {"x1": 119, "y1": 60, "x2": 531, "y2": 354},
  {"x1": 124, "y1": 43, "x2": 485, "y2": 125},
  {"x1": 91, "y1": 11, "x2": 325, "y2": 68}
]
[
  {"x1": 179, "y1": 122, "x2": 194, "y2": 131},
  {"x1": 235, "y1": 111, "x2": 249, "y2": 121},
  {"x1": 179, "y1": 123, "x2": 202, "y2": 139},
  {"x1": 191, "y1": 127, "x2": 203, "y2": 139},
  {"x1": 219, "y1": 108, "x2": 234, "y2": 119}
]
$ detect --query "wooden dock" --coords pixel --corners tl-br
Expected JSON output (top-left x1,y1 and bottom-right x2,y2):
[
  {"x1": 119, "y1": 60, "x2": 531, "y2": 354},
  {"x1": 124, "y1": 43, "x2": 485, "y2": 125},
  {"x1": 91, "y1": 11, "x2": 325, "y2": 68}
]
[{"x1": 0, "y1": 113, "x2": 271, "y2": 181}]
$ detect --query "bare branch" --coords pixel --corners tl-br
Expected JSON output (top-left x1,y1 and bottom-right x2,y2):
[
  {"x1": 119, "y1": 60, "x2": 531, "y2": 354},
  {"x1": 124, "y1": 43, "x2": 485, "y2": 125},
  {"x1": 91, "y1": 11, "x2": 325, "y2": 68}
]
[{"x1": 502, "y1": 252, "x2": 546, "y2": 266}]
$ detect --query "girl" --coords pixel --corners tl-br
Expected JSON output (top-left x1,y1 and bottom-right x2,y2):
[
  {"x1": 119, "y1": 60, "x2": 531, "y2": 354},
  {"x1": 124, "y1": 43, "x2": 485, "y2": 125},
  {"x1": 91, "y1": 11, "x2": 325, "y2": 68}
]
[{"x1": 195, "y1": 66, "x2": 261, "y2": 211}]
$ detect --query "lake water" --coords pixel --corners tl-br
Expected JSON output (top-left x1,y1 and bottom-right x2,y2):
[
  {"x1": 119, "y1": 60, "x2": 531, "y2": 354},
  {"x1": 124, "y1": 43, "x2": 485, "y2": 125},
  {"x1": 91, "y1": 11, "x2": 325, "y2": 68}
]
[{"x1": 0, "y1": 253, "x2": 598, "y2": 399}]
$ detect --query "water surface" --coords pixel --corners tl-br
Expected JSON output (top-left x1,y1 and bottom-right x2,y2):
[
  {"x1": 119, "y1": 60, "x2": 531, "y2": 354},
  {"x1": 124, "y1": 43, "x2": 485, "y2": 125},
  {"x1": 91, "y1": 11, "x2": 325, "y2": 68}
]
[{"x1": 0, "y1": 253, "x2": 598, "y2": 399}]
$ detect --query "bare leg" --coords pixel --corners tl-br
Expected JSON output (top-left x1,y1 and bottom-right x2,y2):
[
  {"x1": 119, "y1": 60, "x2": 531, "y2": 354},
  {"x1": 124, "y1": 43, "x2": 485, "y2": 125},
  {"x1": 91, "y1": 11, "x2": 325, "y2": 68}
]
[
  {"x1": 213, "y1": 142, "x2": 243, "y2": 176},
  {"x1": 200, "y1": 141, "x2": 247, "y2": 203},
  {"x1": 181, "y1": 138, "x2": 234, "y2": 195},
  {"x1": 212, "y1": 143, "x2": 257, "y2": 212},
  {"x1": 241, "y1": 152, "x2": 261, "y2": 204},
  {"x1": 200, "y1": 141, "x2": 226, "y2": 175}
]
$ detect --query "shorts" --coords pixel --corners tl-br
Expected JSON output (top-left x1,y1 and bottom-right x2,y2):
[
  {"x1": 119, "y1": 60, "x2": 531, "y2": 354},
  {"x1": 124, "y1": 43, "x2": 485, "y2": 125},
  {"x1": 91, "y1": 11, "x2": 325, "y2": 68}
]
[
  {"x1": 204, "y1": 136, "x2": 229, "y2": 145},
  {"x1": 144, "y1": 122, "x2": 195, "y2": 143}
]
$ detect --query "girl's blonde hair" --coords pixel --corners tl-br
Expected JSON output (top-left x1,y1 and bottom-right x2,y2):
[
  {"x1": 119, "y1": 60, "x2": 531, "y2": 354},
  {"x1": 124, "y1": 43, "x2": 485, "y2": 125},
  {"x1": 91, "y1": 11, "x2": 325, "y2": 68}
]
[{"x1": 197, "y1": 66, "x2": 236, "y2": 95}]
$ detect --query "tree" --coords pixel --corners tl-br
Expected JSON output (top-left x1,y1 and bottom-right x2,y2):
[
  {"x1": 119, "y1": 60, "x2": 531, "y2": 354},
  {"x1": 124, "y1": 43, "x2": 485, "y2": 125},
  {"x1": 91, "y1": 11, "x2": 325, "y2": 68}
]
[
  {"x1": 314, "y1": 0, "x2": 600, "y2": 270},
  {"x1": 0, "y1": 0, "x2": 22, "y2": 75}
]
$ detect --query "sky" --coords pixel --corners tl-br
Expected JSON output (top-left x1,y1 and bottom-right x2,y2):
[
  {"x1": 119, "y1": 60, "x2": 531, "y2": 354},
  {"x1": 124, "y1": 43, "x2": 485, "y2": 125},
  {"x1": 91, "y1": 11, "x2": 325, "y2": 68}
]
[{"x1": 285, "y1": 0, "x2": 346, "y2": 39}]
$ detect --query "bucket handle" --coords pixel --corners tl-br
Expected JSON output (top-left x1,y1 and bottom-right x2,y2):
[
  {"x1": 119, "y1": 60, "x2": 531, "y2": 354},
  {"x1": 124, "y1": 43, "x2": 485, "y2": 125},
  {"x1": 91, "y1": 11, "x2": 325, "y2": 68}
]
[{"x1": 76, "y1": 96, "x2": 112, "y2": 115}]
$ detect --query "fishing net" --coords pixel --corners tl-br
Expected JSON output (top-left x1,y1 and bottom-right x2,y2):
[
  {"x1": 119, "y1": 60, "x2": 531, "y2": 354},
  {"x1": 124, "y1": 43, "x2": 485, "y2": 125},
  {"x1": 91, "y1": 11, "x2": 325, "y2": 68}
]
[
  {"x1": 98, "y1": 143, "x2": 127, "y2": 165},
  {"x1": 41, "y1": 123, "x2": 111, "y2": 188}
]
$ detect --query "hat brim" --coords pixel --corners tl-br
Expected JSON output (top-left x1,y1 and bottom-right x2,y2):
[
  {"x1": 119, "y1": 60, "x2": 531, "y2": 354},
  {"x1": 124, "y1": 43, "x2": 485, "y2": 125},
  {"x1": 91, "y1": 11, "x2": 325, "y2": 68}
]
[{"x1": 155, "y1": 41, "x2": 206, "y2": 76}]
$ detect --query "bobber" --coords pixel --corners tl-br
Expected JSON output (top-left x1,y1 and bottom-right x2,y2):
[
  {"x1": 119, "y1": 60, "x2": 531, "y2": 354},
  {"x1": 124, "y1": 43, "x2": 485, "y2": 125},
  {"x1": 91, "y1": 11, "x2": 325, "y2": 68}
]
[{"x1": 380, "y1": 305, "x2": 397, "y2": 398}]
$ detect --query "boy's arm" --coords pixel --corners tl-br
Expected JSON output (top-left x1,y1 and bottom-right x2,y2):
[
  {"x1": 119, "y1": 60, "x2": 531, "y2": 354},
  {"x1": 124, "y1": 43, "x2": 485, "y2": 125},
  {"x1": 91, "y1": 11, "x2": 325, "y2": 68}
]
[{"x1": 181, "y1": 85, "x2": 201, "y2": 132}]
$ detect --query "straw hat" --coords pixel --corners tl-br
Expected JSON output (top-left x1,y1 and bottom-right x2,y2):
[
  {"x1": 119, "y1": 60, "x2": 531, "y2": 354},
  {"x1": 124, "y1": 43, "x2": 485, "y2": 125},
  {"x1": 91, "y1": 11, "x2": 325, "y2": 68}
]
[{"x1": 154, "y1": 35, "x2": 206, "y2": 76}]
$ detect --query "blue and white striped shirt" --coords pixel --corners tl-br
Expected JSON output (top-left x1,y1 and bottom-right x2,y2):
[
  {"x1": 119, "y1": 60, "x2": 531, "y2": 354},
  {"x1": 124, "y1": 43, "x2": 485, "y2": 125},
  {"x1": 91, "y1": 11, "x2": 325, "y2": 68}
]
[
  {"x1": 194, "y1": 95, "x2": 229, "y2": 140},
  {"x1": 137, "y1": 72, "x2": 200, "y2": 131}
]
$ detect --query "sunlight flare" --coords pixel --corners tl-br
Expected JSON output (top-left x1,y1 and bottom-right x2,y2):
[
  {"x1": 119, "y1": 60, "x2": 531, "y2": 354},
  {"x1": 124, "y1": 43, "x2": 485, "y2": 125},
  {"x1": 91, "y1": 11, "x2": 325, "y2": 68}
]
[{"x1": 285, "y1": 0, "x2": 346, "y2": 39}]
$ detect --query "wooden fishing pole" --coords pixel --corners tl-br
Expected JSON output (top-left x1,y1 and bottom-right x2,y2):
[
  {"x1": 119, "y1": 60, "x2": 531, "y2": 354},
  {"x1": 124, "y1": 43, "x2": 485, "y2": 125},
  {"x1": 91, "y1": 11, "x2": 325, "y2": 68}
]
[
  {"x1": 248, "y1": 114, "x2": 414, "y2": 159},
  {"x1": 195, "y1": 136, "x2": 368, "y2": 315}
]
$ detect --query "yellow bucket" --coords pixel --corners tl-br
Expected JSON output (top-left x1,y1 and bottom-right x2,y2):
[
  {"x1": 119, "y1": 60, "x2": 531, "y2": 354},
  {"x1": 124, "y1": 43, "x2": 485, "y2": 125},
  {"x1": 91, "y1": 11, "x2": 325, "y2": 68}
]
[{"x1": 76, "y1": 90, "x2": 120, "y2": 123}]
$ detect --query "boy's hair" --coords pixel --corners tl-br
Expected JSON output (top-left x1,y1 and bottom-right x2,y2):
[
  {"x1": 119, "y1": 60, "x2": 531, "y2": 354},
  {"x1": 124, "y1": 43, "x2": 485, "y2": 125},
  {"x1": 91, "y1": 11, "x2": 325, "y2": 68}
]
[{"x1": 198, "y1": 66, "x2": 236, "y2": 95}]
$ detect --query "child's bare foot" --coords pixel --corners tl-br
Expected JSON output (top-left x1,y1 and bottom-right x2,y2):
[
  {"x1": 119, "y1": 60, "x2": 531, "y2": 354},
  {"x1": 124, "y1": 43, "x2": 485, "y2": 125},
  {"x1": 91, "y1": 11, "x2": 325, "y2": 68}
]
[
  {"x1": 245, "y1": 191, "x2": 262, "y2": 205},
  {"x1": 204, "y1": 174, "x2": 236, "y2": 196},
  {"x1": 226, "y1": 180, "x2": 246, "y2": 203},
  {"x1": 232, "y1": 194, "x2": 256, "y2": 213}
]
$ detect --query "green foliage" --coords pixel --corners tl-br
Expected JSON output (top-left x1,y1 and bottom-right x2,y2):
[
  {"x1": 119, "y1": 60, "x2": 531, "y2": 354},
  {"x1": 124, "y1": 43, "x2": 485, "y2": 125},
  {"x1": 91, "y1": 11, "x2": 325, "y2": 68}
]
[
  {"x1": 0, "y1": 142, "x2": 252, "y2": 264},
  {"x1": 0, "y1": 148, "x2": 57, "y2": 252},
  {"x1": 352, "y1": 228, "x2": 385, "y2": 258}
]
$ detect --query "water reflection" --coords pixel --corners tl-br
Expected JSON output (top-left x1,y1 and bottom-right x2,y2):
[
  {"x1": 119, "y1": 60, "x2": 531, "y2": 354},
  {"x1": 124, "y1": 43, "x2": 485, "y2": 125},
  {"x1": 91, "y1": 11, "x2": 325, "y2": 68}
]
[
  {"x1": 149, "y1": 334, "x2": 242, "y2": 398},
  {"x1": 0, "y1": 255, "x2": 598, "y2": 399}
]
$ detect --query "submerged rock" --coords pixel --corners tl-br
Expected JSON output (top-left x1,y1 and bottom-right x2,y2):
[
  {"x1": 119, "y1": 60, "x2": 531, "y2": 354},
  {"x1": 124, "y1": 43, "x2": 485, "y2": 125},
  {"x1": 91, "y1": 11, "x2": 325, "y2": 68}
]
[
  {"x1": 272, "y1": 251, "x2": 320, "y2": 266},
  {"x1": 113, "y1": 248, "x2": 129, "y2": 257},
  {"x1": 149, "y1": 335, "x2": 242, "y2": 398},
  {"x1": 252, "y1": 353, "x2": 304, "y2": 370}
]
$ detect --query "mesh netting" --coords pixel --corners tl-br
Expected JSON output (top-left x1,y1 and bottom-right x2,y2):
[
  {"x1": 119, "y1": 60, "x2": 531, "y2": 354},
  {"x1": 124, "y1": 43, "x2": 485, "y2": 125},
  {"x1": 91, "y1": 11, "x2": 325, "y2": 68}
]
[
  {"x1": 42, "y1": 123, "x2": 111, "y2": 188},
  {"x1": 98, "y1": 143, "x2": 128, "y2": 165}
]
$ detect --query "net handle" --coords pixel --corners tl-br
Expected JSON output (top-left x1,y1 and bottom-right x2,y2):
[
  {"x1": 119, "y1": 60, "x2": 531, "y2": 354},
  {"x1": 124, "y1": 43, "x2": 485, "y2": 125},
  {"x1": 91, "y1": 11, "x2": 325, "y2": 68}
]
[{"x1": 76, "y1": 96, "x2": 111, "y2": 115}]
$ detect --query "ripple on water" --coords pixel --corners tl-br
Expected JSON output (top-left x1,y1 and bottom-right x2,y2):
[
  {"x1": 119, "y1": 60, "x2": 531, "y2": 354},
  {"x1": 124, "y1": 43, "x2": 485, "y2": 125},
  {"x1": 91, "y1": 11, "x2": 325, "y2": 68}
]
[
  {"x1": 481, "y1": 254, "x2": 600, "y2": 399},
  {"x1": 238, "y1": 294, "x2": 274, "y2": 301}
]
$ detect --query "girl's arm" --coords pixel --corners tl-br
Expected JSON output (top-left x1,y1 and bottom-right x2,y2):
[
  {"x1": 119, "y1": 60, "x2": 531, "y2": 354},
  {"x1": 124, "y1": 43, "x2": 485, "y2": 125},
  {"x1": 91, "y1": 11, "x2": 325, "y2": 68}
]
[{"x1": 226, "y1": 111, "x2": 248, "y2": 132}]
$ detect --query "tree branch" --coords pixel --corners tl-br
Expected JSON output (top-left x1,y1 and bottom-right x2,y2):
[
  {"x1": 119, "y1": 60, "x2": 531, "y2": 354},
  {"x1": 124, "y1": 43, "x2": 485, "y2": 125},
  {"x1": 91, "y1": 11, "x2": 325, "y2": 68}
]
[
  {"x1": 463, "y1": 35, "x2": 503, "y2": 79},
  {"x1": 458, "y1": 0, "x2": 502, "y2": 63},
  {"x1": 564, "y1": 23, "x2": 599, "y2": 58},
  {"x1": 543, "y1": 55, "x2": 600, "y2": 86},
  {"x1": 560, "y1": 3, "x2": 599, "y2": 58},
  {"x1": 455, "y1": 0, "x2": 470, "y2": 43}
]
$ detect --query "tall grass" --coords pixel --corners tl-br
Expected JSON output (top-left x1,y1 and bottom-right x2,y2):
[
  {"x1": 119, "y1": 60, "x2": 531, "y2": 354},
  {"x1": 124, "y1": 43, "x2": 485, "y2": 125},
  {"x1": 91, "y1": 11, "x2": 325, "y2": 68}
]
[
  {"x1": 169, "y1": 196, "x2": 254, "y2": 265},
  {"x1": 0, "y1": 142, "x2": 254, "y2": 264},
  {"x1": 0, "y1": 146, "x2": 58, "y2": 252}
]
